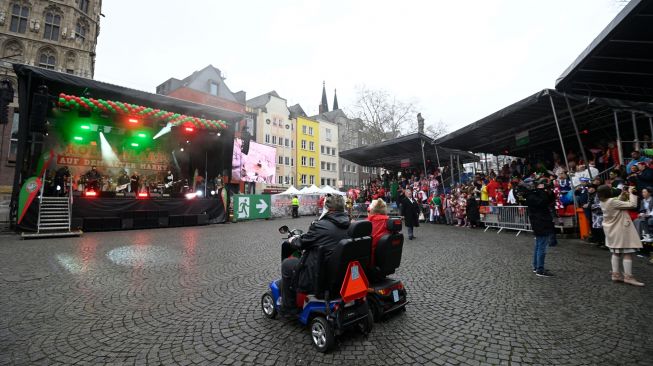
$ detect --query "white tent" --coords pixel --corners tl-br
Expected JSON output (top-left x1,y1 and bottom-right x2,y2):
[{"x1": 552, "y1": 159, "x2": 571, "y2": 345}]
[
  {"x1": 275, "y1": 185, "x2": 300, "y2": 195},
  {"x1": 321, "y1": 185, "x2": 345, "y2": 195},
  {"x1": 304, "y1": 185, "x2": 323, "y2": 194},
  {"x1": 298, "y1": 186, "x2": 310, "y2": 194}
]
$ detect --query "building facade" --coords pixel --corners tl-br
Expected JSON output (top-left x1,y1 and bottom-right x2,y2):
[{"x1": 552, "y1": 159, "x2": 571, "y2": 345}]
[
  {"x1": 0, "y1": 0, "x2": 103, "y2": 190},
  {"x1": 295, "y1": 116, "x2": 319, "y2": 188},
  {"x1": 317, "y1": 116, "x2": 338, "y2": 187},
  {"x1": 247, "y1": 91, "x2": 295, "y2": 188},
  {"x1": 156, "y1": 65, "x2": 246, "y2": 115}
]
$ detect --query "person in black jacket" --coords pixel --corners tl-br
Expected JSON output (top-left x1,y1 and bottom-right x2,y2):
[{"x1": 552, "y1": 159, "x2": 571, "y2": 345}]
[
  {"x1": 280, "y1": 194, "x2": 350, "y2": 313},
  {"x1": 400, "y1": 188, "x2": 420, "y2": 240},
  {"x1": 524, "y1": 179, "x2": 556, "y2": 277}
]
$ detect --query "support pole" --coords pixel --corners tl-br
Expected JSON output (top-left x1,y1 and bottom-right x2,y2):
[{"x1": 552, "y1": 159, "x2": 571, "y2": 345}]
[
  {"x1": 450, "y1": 154, "x2": 454, "y2": 186},
  {"x1": 457, "y1": 154, "x2": 462, "y2": 184},
  {"x1": 420, "y1": 139, "x2": 427, "y2": 175},
  {"x1": 564, "y1": 94, "x2": 592, "y2": 179},
  {"x1": 433, "y1": 143, "x2": 441, "y2": 170},
  {"x1": 549, "y1": 94, "x2": 570, "y2": 172},
  {"x1": 614, "y1": 110, "x2": 623, "y2": 166},
  {"x1": 484, "y1": 152, "x2": 489, "y2": 176},
  {"x1": 649, "y1": 116, "x2": 653, "y2": 143},
  {"x1": 632, "y1": 112, "x2": 639, "y2": 151}
]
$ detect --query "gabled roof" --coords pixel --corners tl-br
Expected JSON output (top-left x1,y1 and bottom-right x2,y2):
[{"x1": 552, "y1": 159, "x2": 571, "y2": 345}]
[
  {"x1": 555, "y1": 0, "x2": 653, "y2": 102},
  {"x1": 246, "y1": 90, "x2": 283, "y2": 110},
  {"x1": 289, "y1": 103, "x2": 307, "y2": 119},
  {"x1": 312, "y1": 108, "x2": 348, "y2": 122}
]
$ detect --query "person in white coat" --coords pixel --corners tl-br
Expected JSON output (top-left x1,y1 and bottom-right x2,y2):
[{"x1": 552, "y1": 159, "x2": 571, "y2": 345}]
[{"x1": 597, "y1": 185, "x2": 644, "y2": 286}]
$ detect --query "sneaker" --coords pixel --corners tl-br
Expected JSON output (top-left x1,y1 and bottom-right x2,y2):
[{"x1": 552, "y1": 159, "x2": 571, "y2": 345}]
[
  {"x1": 532, "y1": 268, "x2": 537, "y2": 273},
  {"x1": 623, "y1": 275, "x2": 645, "y2": 287},
  {"x1": 536, "y1": 269, "x2": 554, "y2": 277}
]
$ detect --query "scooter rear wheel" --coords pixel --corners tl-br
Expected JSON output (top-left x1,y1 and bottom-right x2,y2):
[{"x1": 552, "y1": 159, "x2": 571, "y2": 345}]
[{"x1": 310, "y1": 316, "x2": 334, "y2": 353}]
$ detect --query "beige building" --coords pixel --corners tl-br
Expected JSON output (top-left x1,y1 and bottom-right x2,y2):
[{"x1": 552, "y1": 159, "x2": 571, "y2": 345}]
[
  {"x1": 0, "y1": 0, "x2": 102, "y2": 190},
  {"x1": 247, "y1": 91, "x2": 296, "y2": 188},
  {"x1": 316, "y1": 116, "x2": 338, "y2": 187}
]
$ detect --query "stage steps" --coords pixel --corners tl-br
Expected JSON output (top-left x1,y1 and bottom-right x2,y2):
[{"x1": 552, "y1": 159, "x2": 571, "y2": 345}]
[{"x1": 22, "y1": 196, "x2": 82, "y2": 239}]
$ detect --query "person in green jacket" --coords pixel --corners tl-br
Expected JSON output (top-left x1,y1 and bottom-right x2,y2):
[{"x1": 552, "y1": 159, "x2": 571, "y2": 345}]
[
  {"x1": 391, "y1": 179, "x2": 399, "y2": 202},
  {"x1": 291, "y1": 195, "x2": 299, "y2": 218}
]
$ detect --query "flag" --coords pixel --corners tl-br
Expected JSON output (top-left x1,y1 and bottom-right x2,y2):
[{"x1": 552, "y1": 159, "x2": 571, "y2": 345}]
[
  {"x1": 17, "y1": 177, "x2": 42, "y2": 224},
  {"x1": 35, "y1": 149, "x2": 54, "y2": 178}
]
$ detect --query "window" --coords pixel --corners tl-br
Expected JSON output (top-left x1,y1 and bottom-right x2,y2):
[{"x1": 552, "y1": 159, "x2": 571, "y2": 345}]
[
  {"x1": 10, "y1": 4, "x2": 29, "y2": 33},
  {"x1": 43, "y1": 12, "x2": 61, "y2": 41},
  {"x1": 272, "y1": 136, "x2": 277, "y2": 144},
  {"x1": 321, "y1": 146, "x2": 325, "y2": 154},
  {"x1": 75, "y1": 21, "x2": 88, "y2": 42},
  {"x1": 209, "y1": 81, "x2": 218, "y2": 96},
  {"x1": 291, "y1": 140, "x2": 294, "y2": 148},
  {"x1": 309, "y1": 141, "x2": 314, "y2": 151},
  {"x1": 79, "y1": 0, "x2": 90, "y2": 13},
  {"x1": 301, "y1": 175, "x2": 307, "y2": 185},
  {"x1": 278, "y1": 136, "x2": 283, "y2": 146},
  {"x1": 8, "y1": 109, "x2": 19, "y2": 162},
  {"x1": 278, "y1": 176, "x2": 283, "y2": 184},
  {"x1": 38, "y1": 49, "x2": 56, "y2": 70},
  {"x1": 291, "y1": 176, "x2": 294, "y2": 185},
  {"x1": 266, "y1": 118, "x2": 271, "y2": 125},
  {"x1": 326, "y1": 128, "x2": 332, "y2": 141},
  {"x1": 301, "y1": 140, "x2": 306, "y2": 150},
  {"x1": 285, "y1": 138, "x2": 289, "y2": 147},
  {"x1": 332, "y1": 163, "x2": 336, "y2": 171},
  {"x1": 278, "y1": 155, "x2": 283, "y2": 164},
  {"x1": 321, "y1": 162, "x2": 325, "y2": 170},
  {"x1": 285, "y1": 176, "x2": 290, "y2": 184},
  {"x1": 352, "y1": 166, "x2": 357, "y2": 173},
  {"x1": 309, "y1": 157, "x2": 315, "y2": 167},
  {"x1": 291, "y1": 158, "x2": 294, "y2": 166},
  {"x1": 332, "y1": 148, "x2": 336, "y2": 156},
  {"x1": 321, "y1": 178, "x2": 325, "y2": 186},
  {"x1": 265, "y1": 134, "x2": 270, "y2": 143},
  {"x1": 301, "y1": 156, "x2": 307, "y2": 166},
  {"x1": 285, "y1": 157, "x2": 290, "y2": 165},
  {"x1": 302, "y1": 125, "x2": 307, "y2": 135},
  {"x1": 308, "y1": 127, "x2": 314, "y2": 136},
  {"x1": 309, "y1": 175, "x2": 315, "y2": 185}
]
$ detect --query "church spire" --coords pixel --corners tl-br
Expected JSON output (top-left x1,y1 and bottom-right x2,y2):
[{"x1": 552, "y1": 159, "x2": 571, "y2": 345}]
[
  {"x1": 319, "y1": 81, "x2": 329, "y2": 114},
  {"x1": 333, "y1": 88, "x2": 339, "y2": 110}
]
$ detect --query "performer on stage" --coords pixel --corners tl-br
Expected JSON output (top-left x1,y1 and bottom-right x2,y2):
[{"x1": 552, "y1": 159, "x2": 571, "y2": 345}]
[
  {"x1": 163, "y1": 170, "x2": 174, "y2": 194},
  {"x1": 116, "y1": 170, "x2": 130, "y2": 192},
  {"x1": 54, "y1": 166, "x2": 70, "y2": 197},
  {"x1": 85, "y1": 165, "x2": 102, "y2": 191},
  {"x1": 130, "y1": 171, "x2": 140, "y2": 194}
]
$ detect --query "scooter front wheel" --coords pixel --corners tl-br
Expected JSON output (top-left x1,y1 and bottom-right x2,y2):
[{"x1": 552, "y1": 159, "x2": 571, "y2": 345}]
[{"x1": 261, "y1": 292, "x2": 277, "y2": 319}]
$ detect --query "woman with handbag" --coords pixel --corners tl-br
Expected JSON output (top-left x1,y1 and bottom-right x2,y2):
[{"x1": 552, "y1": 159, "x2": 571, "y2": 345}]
[
  {"x1": 400, "y1": 188, "x2": 420, "y2": 240},
  {"x1": 598, "y1": 185, "x2": 644, "y2": 286}
]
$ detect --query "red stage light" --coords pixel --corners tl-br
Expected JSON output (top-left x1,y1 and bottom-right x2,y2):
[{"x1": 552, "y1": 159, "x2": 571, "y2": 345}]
[
  {"x1": 184, "y1": 126, "x2": 194, "y2": 132},
  {"x1": 128, "y1": 118, "x2": 139, "y2": 124},
  {"x1": 138, "y1": 192, "x2": 149, "y2": 198},
  {"x1": 84, "y1": 190, "x2": 97, "y2": 197}
]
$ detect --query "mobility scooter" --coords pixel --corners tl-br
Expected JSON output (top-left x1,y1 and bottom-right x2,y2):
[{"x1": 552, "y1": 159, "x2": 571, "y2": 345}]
[
  {"x1": 364, "y1": 217, "x2": 408, "y2": 321},
  {"x1": 261, "y1": 221, "x2": 375, "y2": 352}
]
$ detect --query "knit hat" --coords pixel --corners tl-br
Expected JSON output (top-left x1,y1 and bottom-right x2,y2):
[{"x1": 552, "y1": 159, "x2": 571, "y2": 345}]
[{"x1": 370, "y1": 198, "x2": 387, "y2": 215}]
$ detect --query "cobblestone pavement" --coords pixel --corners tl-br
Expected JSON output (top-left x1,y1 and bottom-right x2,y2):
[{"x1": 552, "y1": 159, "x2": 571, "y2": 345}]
[{"x1": 1, "y1": 218, "x2": 653, "y2": 366}]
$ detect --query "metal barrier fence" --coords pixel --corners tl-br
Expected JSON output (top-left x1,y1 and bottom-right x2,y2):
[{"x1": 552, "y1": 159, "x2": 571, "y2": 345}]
[{"x1": 480, "y1": 205, "x2": 532, "y2": 236}]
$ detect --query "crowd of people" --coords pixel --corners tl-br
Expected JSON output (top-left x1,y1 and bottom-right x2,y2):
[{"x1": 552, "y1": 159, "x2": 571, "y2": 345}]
[{"x1": 349, "y1": 144, "x2": 653, "y2": 284}]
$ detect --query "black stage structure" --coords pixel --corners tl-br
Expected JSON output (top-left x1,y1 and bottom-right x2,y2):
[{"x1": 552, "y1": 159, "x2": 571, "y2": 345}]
[
  {"x1": 12, "y1": 65, "x2": 244, "y2": 232},
  {"x1": 340, "y1": 133, "x2": 479, "y2": 185}
]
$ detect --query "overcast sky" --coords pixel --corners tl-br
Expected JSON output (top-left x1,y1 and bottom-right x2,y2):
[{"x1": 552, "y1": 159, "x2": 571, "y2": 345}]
[{"x1": 94, "y1": 0, "x2": 624, "y2": 132}]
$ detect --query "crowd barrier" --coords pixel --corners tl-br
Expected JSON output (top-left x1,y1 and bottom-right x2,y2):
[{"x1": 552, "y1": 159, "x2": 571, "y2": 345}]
[{"x1": 480, "y1": 205, "x2": 532, "y2": 236}]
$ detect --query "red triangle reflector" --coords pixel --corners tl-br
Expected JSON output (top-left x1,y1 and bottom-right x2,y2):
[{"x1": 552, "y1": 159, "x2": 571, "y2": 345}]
[{"x1": 340, "y1": 261, "x2": 369, "y2": 303}]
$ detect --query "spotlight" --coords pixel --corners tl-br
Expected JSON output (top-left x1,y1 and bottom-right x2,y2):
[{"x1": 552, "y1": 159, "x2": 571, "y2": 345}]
[
  {"x1": 217, "y1": 132, "x2": 221, "y2": 137},
  {"x1": 56, "y1": 185, "x2": 61, "y2": 191},
  {"x1": 84, "y1": 190, "x2": 97, "y2": 197},
  {"x1": 128, "y1": 118, "x2": 139, "y2": 124},
  {"x1": 185, "y1": 192, "x2": 197, "y2": 199},
  {"x1": 137, "y1": 192, "x2": 149, "y2": 198},
  {"x1": 196, "y1": 190, "x2": 203, "y2": 197},
  {"x1": 180, "y1": 147, "x2": 184, "y2": 152},
  {"x1": 210, "y1": 190, "x2": 216, "y2": 196}
]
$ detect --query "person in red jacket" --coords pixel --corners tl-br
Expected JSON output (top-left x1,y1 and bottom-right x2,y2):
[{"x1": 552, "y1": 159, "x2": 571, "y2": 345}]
[
  {"x1": 367, "y1": 198, "x2": 390, "y2": 267},
  {"x1": 486, "y1": 177, "x2": 500, "y2": 200}
]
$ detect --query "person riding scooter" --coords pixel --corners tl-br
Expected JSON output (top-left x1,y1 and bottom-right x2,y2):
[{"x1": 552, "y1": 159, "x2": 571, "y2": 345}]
[{"x1": 280, "y1": 194, "x2": 350, "y2": 314}]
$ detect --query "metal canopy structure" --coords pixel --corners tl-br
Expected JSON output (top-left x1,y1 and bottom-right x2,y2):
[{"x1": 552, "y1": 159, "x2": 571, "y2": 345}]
[
  {"x1": 435, "y1": 89, "x2": 653, "y2": 157},
  {"x1": 340, "y1": 133, "x2": 478, "y2": 170},
  {"x1": 555, "y1": 0, "x2": 653, "y2": 103}
]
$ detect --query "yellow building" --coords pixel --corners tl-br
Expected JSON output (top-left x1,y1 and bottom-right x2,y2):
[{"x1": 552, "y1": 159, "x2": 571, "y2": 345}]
[{"x1": 295, "y1": 116, "x2": 319, "y2": 187}]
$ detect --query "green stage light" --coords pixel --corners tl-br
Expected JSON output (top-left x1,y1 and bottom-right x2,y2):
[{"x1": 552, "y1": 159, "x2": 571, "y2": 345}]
[
  {"x1": 73, "y1": 136, "x2": 83, "y2": 141},
  {"x1": 80, "y1": 125, "x2": 90, "y2": 130},
  {"x1": 137, "y1": 132, "x2": 147, "y2": 138},
  {"x1": 131, "y1": 142, "x2": 139, "y2": 147}
]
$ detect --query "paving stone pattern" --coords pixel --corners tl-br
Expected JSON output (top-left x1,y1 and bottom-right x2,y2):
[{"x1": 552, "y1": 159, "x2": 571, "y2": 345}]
[{"x1": 1, "y1": 218, "x2": 652, "y2": 365}]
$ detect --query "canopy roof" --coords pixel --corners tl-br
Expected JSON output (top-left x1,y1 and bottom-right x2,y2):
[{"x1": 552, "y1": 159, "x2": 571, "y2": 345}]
[
  {"x1": 13, "y1": 64, "x2": 245, "y2": 123},
  {"x1": 275, "y1": 186, "x2": 301, "y2": 195},
  {"x1": 436, "y1": 89, "x2": 653, "y2": 157},
  {"x1": 321, "y1": 185, "x2": 345, "y2": 195},
  {"x1": 340, "y1": 133, "x2": 478, "y2": 169},
  {"x1": 555, "y1": 0, "x2": 653, "y2": 103}
]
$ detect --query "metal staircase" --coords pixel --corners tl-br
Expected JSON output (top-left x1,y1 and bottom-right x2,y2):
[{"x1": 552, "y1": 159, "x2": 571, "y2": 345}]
[{"x1": 21, "y1": 176, "x2": 82, "y2": 239}]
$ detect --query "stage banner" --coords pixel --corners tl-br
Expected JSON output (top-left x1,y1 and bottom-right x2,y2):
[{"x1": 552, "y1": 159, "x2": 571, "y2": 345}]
[
  {"x1": 234, "y1": 194, "x2": 271, "y2": 220},
  {"x1": 231, "y1": 138, "x2": 276, "y2": 184},
  {"x1": 270, "y1": 194, "x2": 320, "y2": 218},
  {"x1": 36, "y1": 149, "x2": 54, "y2": 178},
  {"x1": 17, "y1": 176, "x2": 42, "y2": 224}
]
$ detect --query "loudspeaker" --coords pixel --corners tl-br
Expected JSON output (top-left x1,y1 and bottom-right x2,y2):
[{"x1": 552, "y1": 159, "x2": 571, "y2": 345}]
[
  {"x1": 121, "y1": 218, "x2": 133, "y2": 229},
  {"x1": 197, "y1": 213, "x2": 209, "y2": 225},
  {"x1": 169, "y1": 215, "x2": 184, "y2": 227},
  {"x1": 183, "y1": 215, "x2": 198, "y2": 226},
  {"x1": 29, "y1": 92, "x2": 50, "y2": 133}
]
